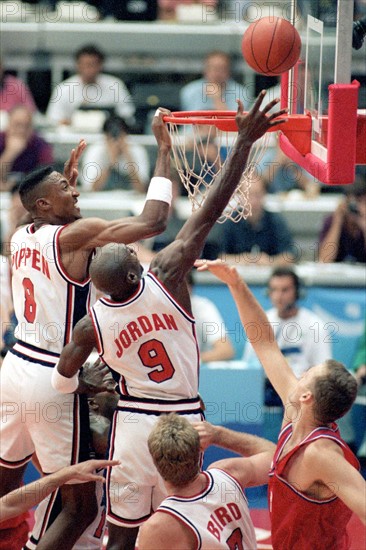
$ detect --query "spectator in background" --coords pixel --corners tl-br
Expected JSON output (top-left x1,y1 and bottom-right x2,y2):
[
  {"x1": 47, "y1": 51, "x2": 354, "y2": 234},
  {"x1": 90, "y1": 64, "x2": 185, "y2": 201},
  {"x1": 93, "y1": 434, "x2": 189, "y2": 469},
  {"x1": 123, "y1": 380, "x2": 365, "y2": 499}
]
[
  {"x1": 318, "y1": 177, "x2": 366, "y2": 263},
  {"x1": 46, "y1": 45, "x2": 135, "y2": 127},
  {"x1": 0, "y1": 62, "x2": 37, "y2": 113},
  {"x1": 180, "y1": 50, "x2": 248, "y2": 111},
  {"x1": 0, "y1": 105, "x2": 53, "y2": 191},
  {"x1": 264, "y1": 147, "x2": 318, "y2": 196},
  {"x1": 80, "y1": 116, "x2": 150, "y2": 192},
  {"x1": 188, "y1": 270, "x2": 235, "y2": 363},
  {"x1": 220, "y1": 176, "x2": 296, "y2": 265},
  {"x1": 243, "y1": 267, "x2": 332, "y2": 441}
]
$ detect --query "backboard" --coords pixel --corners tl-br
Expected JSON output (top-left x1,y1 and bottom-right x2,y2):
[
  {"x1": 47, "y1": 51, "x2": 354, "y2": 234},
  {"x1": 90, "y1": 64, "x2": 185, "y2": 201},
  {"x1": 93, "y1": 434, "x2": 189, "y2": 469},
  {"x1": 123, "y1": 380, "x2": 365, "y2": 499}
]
[{"x1": 279, "y1": 0, "x2": 365, "y2": 184}]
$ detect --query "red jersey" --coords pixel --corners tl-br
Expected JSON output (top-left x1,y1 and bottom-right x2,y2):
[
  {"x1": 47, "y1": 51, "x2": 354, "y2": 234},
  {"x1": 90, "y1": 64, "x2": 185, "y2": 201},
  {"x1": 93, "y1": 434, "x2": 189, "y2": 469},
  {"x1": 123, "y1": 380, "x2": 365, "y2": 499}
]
[{"x1": 268, "y1": 423, "x2": 359, "y2": 550}]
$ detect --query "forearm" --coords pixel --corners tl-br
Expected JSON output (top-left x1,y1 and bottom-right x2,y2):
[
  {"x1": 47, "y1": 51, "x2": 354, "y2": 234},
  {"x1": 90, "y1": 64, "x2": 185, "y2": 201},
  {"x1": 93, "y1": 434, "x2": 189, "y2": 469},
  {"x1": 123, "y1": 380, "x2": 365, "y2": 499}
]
[
  {"x1": 153, "y1": 145, "x2": 171, "y2": 179},
  {"x1": 0, "y1": 469, "x2": 71, "y2": 521},
  {"x1": 211, "y1": 425, "x2": 276, "y2": 456}
]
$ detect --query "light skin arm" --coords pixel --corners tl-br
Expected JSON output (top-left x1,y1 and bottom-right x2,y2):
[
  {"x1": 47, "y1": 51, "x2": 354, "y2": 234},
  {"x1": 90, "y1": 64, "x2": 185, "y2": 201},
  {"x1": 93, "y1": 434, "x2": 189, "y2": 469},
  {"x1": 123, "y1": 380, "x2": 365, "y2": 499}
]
[
  {"x1": 195, "y1": 260, "x2": 297, "y2": 404},
  {"x1": 0, "y1": 459, "x2": 119, "y2": 522},
  {"x1": 138, "y1": 511, "x2": 196, "y2": 550}
]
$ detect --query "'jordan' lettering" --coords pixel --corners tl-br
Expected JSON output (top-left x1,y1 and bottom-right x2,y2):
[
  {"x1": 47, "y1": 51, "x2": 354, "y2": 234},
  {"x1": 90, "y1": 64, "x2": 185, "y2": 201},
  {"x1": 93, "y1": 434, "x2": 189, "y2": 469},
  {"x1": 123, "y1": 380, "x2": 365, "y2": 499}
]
[{"x1": 114, "y1": 312, "x2": 178, "y2": 357}]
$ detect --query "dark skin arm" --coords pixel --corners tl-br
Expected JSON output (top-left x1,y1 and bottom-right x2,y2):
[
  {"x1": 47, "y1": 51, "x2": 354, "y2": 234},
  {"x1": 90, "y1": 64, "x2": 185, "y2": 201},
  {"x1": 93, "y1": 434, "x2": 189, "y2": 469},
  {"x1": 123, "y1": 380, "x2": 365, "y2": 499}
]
[
  {"x1": 150, "y1": 92, "x2": 287, "y2": 314},
  {"x1": 56, "y1": 315, "x2": 97, "y2": 381},
  {"x1": 59, "y1": 109, "x2": 172, "y2": 281}
]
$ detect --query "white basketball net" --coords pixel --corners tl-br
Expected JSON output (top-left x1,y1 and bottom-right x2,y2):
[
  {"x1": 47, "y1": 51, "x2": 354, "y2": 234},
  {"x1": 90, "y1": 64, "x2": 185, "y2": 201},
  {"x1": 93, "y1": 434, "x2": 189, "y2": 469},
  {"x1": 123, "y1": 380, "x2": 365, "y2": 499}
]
[{"x1": 166, "y1": 121, "x2": 271, "y2": 223}]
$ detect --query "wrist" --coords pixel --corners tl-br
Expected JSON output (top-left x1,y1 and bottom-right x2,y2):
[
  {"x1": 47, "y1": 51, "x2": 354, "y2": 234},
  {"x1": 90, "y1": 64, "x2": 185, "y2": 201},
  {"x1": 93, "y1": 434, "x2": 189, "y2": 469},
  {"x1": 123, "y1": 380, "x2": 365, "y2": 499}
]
[{"x1": 146, "y1": 177, "x2": 172, "y2": 205}]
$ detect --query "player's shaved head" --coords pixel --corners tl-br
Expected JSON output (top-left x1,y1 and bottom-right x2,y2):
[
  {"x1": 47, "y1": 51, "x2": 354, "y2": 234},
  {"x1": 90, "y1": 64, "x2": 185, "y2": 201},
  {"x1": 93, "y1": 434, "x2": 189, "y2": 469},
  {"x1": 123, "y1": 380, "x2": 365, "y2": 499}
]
[{"x1": 90, "y1": 243, "x2": 143, "y2": 299}]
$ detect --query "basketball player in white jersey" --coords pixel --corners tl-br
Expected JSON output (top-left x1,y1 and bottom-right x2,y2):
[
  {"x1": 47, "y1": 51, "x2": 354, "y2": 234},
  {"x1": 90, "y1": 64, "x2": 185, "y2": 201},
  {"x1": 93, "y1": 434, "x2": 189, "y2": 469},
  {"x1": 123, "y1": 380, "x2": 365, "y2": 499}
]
[
  {"x1": 138, "y1": 413, "x2": 275, "y2": 550},
  {"x1": 0, "y1": 109, "x2": 174, "y2": 549},
  {"x1": 52, "y1": 91, "x2": 287, "y2": 550}
]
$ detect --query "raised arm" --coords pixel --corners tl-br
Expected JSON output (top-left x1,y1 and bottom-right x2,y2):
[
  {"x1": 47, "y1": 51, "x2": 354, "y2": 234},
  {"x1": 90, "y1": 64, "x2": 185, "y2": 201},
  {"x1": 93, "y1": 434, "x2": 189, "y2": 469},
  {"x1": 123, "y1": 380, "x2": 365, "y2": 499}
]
[
  {"x1": 0, "y1": 459, "x2": 118, "y2": 522},
  {"x1": 51, "y1": 315, "x2": 97, "y2": 394},
  {"x1": 151, "y1": 92, "x2": 287, "y2": 293},
  {"x1": 59, "y1": 109, "x2": 172, "y2": 257},
  {"x1": 195, "y1": 421, "x2": 275, "y2": 488},
  {"x1": 195, "y1": 260, "x2": 297, "y2": 403}
]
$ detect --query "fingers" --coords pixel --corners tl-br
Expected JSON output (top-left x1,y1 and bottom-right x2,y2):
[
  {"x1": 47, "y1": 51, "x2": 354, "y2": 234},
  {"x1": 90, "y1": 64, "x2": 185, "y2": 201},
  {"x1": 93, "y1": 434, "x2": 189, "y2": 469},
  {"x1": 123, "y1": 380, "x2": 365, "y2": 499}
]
[
  {"x1": 250, "y1": 90, "x2": 267, "y2": 112},
  {"x1": 236, "y1": 99, "x2": 245, "y2": 114},
  {"x1": 261, "y1": 97, "x2": 281, "y2": 114}
]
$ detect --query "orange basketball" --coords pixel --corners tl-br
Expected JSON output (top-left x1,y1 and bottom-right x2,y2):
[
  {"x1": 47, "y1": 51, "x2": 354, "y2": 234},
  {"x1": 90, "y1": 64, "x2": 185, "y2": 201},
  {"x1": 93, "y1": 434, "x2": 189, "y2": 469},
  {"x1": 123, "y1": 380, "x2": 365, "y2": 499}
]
[{"x1": 242, "y1": 16, "x2": 301, "y2": 76}]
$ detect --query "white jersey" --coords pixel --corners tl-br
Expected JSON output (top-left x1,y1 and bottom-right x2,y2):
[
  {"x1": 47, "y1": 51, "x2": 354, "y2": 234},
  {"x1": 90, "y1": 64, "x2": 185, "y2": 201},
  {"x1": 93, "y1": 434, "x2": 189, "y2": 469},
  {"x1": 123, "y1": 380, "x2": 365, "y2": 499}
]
[
  {"x1": 243, "y1": 307, "x2": 332, "y2": 378},
  {"x1": 10, "y1": 223, "x2": 92, "y2": 363},
  {"x1": 156, "y1": 468, "x2": 256, "y2": 550},
  {"x1": 90, "y1": 271, "x2": 200, "y2": 400}
]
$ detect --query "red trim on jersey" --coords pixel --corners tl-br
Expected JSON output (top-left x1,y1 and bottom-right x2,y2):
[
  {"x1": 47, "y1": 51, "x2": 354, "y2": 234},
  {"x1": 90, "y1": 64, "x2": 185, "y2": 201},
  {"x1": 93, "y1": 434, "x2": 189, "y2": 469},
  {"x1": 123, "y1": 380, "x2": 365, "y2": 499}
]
[
  {"x1": 54, "y1": 226, "x2": 91, "y2": 287},
  {"x1": 37, "y1": 490, "x2": 59, "y2": 540},
  {"x1": 119, "y1": 375, "x2": 129, "y2": 396},
  {"x1": 170, "y1": 471, "x2": 211, "y2": 500},
  {"x1": 155, "y1": 509, "x2": 200, "y2": 550},
  {"x1": 209, "y1": 467, "x2": 248, "y2": 503}
]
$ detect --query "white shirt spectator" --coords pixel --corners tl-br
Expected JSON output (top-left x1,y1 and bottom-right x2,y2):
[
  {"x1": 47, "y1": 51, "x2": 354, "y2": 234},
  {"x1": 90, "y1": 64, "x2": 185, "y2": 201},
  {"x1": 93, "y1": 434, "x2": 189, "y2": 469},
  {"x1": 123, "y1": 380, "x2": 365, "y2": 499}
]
[
  {"x1": 243, "y1": 306, "x2": 332, "y2": 378},
  {"x1": 46, "y1": 74, "x2": 135, "y2": 126}
]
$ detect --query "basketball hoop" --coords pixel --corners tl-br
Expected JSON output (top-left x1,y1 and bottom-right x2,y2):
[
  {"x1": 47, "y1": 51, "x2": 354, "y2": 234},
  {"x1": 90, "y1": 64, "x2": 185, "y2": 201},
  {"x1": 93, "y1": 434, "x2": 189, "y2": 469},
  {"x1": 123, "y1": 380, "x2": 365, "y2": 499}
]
[{"x1": 163, "y1": 111, "x2": 274, "y2": 223}]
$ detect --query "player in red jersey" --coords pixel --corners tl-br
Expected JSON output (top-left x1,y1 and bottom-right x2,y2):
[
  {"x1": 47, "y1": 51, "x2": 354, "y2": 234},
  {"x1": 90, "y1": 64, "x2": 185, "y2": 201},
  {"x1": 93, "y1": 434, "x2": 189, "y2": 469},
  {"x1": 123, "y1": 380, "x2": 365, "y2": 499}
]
[{"x1": 196, "y1": 259, "x2": 366, "y2": 549}]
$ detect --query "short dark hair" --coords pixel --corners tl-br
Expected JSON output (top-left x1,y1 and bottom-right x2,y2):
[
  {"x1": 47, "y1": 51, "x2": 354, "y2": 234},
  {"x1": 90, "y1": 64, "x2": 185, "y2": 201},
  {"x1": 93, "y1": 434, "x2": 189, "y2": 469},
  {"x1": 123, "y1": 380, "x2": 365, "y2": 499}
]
[
  {"x1": 268, "y1": 267, "x2": 302, "y2": 301},
  {"x1": 312, "y1": 359, "x2": 358, "y2": 424},
  {"x1": 75, "y1": 45, "x2": 105, "y2": 63},
  {"x1": 19, "y1": 165, "x2": 54, "y2": 211},
  {"x1": 103, "y1": 115, "x2": 130, "y2": 138}
]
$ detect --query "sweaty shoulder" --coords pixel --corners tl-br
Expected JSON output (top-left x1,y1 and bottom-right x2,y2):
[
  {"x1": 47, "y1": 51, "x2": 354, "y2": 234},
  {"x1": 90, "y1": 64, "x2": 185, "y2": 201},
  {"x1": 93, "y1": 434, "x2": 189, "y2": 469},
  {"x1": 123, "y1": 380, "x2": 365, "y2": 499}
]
[{"x1": 138, "y1": 511, "x2": 195, "y2": 550}]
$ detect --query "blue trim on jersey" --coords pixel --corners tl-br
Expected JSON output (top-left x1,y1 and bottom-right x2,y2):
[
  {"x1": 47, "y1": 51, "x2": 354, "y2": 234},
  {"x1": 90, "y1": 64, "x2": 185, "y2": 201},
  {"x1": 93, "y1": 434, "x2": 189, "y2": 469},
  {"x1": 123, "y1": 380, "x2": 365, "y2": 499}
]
[
  {"x1": 118, "y1": 395, "x2": 201, "y2": 406},
  {"x1": 15, "y1": 339, "x2": 60, "y2": 357},
  {"x1": 281, "y1": 346, "x2": 301, "y2": 355},
  {"x1": 9, "y1": 348, "x2": 56, "y2": 368},
  {"x1": 117, "y1": 406, "x2": 203, "y2": 416}
]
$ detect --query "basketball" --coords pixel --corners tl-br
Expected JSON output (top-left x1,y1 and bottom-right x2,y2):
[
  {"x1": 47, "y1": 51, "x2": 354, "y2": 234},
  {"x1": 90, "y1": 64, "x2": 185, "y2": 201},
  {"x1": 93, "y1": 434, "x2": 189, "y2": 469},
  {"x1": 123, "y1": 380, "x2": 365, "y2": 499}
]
[{"x1": 242, "y1": 16, "x2": 302, "y2": 76}]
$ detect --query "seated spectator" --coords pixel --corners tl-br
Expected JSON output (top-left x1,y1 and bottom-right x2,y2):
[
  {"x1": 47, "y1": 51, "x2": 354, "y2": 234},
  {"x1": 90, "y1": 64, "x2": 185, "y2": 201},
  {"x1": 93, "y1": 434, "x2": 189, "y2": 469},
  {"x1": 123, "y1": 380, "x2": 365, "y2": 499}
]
[
  {"x1": 0, "y1": 62, "x2": 37, "y2": 113},
  {"x1": 180, "y1": 50, "x2": 248, "y2": 111},
  {"x1": 79, "y1": 116, "x2": 150, "y2": 192},
  {"x1": 220, "y1": 176, "x2": 296, "y2": 265},
  {"x1": 188, "y1": 270, "x2": 235, "y2": 362},
  {"x1": 46, "y1": 45, "x2": 135, "y2": 127},
  {"x1": 0, "y1": 105, "x2": 53, "y2": 190},
  {"x1": 318, "y1": 177, "x2": 366, "y2": 263}
]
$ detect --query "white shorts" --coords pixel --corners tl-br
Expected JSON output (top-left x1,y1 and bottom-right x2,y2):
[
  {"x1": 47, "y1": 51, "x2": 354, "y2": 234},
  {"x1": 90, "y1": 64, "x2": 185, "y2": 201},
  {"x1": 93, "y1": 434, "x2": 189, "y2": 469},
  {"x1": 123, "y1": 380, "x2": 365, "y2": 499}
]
[
  {"x1": 106, "y1": 396, "x2": 204, "y2": 527},
  {"x1": 0, "y1": 351, "x2": 91, "y2": 473}
]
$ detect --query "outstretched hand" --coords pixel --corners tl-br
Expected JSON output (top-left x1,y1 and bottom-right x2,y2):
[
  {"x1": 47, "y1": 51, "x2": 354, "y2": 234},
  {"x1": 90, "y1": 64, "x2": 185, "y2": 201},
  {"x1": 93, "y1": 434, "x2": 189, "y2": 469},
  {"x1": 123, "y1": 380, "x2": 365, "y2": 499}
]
[
  {"x1": 64, "y1": 459, "x2": 120, "y2": 483},
  {"x1": 78, "y1": 357, "x2": 116, "y2": 395},
  {"x1": 151, "y1": 107, "x2": 172, "y2": 150},
  {"x1": 194, "y1": 259, "x2": 242, "y2": 287},
  {"x1": 235, "y1": 90, "x2": 288, "y2": 144},
  {"x1": 64, "y1": 139, "x2": 87, "y2": 187}
]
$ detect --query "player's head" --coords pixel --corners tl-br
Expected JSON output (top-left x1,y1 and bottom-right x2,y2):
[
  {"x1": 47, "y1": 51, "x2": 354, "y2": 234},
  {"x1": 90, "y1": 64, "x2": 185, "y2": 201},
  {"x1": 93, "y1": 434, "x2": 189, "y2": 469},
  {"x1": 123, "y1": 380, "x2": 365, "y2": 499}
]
[
  {"x1": 267, "y1": 267, "x2": 302, "y2": 316},
  {"x1": 89, "y1": 243, "x2": 143, "y2": 299},
  {"x1": 19, "y1": 166, "x2": 81, "y2": 222},
  {"x1": 75, "y1": 44, "x2": 105, "y2": 84},
  {"x1": 148, "y1": 413, "x2": 201, "y2": 487},
  {"x1": 296, "y1": 360, "x2": 357, "y2": 425}
]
